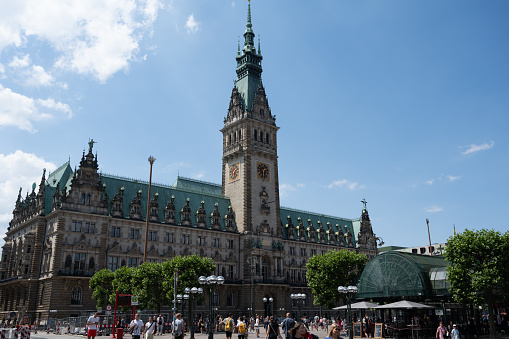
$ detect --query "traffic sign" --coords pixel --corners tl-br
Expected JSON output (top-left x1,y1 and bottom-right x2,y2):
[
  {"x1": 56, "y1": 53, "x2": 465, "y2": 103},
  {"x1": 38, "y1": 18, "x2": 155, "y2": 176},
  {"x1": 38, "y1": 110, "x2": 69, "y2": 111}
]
[
  {"x1": 131, "y1": 295, "x2": 139, "y2": 305},
  {"x1": 106, "y1": 305, "x2": 112, "y2": 311}
]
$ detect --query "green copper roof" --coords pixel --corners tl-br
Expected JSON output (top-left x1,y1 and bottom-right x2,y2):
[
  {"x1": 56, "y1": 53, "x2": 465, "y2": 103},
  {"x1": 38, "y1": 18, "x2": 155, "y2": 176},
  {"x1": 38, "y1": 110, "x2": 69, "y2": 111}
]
[
  {"x1": 101, "y1": 174, "x2": 235, "y2": 230},
  {"x1": 171, "y1": 176, "x2": 223, "y2": 196},
  {"x1": 235, "y1": 1, "x2": 263, "y2": 112},
  {"x1": 281, "y1": 206, "x2": 360, "y2": 246}
]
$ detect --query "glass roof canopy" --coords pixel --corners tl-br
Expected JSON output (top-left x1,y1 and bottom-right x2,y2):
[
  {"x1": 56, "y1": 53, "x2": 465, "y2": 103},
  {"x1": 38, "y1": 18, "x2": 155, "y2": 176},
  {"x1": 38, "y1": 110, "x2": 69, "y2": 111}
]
[{"x1": 357, "y1": 251, "x2": 449, "y2": 300}]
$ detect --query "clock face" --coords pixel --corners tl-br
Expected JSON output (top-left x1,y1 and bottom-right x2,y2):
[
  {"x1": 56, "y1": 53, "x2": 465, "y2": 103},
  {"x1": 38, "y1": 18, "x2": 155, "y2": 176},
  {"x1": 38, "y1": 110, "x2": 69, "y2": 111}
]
[
  {"x1": 256, "y1": 162, "x2": 270, "y2": 180},
  {"x1": 229, "y1": 163, "x2": 240, "y2": 181}
]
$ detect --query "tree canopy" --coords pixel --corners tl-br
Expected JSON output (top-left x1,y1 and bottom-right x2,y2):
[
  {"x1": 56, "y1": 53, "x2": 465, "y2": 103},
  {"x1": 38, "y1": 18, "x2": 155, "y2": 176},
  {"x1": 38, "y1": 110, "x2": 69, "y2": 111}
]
[
  {"x1": 89, "y1": 255, "x2": 215, "y2": 311},
  {"x1": 306, "y1": 249, "x2": 368, "y2": 309},
  {"x1": 445, "y1": 228, "x2": 509, "y2": 339}
]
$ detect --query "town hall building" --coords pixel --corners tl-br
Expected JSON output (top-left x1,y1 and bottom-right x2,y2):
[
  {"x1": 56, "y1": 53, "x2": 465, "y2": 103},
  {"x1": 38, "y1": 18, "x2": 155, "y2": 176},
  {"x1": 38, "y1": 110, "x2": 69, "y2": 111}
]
[{"x1": 0, "y1": 3, "x2": 377, "y2": 324}]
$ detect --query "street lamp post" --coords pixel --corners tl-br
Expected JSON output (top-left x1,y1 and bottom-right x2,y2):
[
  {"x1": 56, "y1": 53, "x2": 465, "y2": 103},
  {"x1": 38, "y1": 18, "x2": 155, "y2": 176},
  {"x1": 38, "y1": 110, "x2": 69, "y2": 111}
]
[
  {"x1": 263, "y1": 297, "x2": 273, "y2": 317},
  {"x1": 338, "y1": 286, "x2": 358, "y2": 339},
  {"x1": 290, "y1": 293, "x2": 306, "y2": 321},
  {"x1": 199, "y1": 275, "x2": 224, "y2": 339},
  {"x1": 185, "y1": 287, "x2": 203, "y2": 339},
  {"x1": 143, "y1": 155, "x2": 156, "y2": 263}
]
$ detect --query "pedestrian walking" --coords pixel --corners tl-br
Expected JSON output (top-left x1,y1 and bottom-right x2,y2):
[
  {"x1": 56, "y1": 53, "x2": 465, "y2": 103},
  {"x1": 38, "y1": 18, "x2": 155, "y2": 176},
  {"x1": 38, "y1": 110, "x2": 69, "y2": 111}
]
[
  {"x1": 145, "y1": 316, "x2": 156, "y2": 339},
  {"x1": 281, "y1": 313, "x2": 296, "y2": 339},
  {"x1": 130, "y1": 314, "x2": 145, "y2": 339},
  {"x1": 87, "y1": 312, "x2": 100, "y2": 339},
  {"x1": 172, "y1": 313, "x2": 185, "y2": 339},
  {"x1": 157, "y1": 315, "x2": 164, "y2": 335}
]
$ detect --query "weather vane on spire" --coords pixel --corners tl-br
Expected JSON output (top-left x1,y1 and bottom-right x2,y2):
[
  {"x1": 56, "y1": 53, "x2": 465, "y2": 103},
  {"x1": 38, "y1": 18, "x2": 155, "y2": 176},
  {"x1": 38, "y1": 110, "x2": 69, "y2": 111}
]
[{"x1": 361, "y1": 198, "x2": 368, "y2": 209}]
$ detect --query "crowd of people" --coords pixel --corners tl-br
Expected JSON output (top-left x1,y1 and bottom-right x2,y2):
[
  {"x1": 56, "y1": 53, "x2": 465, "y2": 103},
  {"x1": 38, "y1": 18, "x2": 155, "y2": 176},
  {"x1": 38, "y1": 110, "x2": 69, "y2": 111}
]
[{"x1": 82, "y1": 310, "x2": 508, "y2": 339}]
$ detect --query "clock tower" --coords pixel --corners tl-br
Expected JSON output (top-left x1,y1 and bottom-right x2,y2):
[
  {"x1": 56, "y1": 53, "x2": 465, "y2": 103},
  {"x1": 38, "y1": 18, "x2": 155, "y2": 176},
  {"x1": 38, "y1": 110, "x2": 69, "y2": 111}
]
[{"x1": 221, "y1": 2, "x2": 280, "y2": 235}]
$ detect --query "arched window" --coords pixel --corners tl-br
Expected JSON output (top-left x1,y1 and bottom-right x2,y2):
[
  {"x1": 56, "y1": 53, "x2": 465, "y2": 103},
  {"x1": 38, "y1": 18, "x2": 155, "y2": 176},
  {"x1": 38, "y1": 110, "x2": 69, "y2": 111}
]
[
  {"x1": 65, "y1": 255, "x2": 72, "y2": 269},
  {"x1": 234, "y1": 132, "x2": 237, "y2": 143},
  {"x1": 254, "y1": 129, "x2": 258, "y2": 141},
  {"x1": 227, "y1": 292, "x2": 234, "y2": 306},
  {"x1": 266, "y1": 133, "x2": 269, "y2": 144},
  {"x1": 229, "y1": 134, "x2": 232, "y2": 145},
  {"x1": 260, "y1": 131, "x2": 263, "y2": 142},
  {"x1": 239, "y1": 129, "x2": 242, "y2": 140},
  {"x1": 70, "y1": 286, "x2": 82, "y2": 305},
  {"x1": 40, "y1": 285, "x2": 45, "y2": 305},
  {"x1": 89, "y1": 257, "x2": 95, "y2": 270}
]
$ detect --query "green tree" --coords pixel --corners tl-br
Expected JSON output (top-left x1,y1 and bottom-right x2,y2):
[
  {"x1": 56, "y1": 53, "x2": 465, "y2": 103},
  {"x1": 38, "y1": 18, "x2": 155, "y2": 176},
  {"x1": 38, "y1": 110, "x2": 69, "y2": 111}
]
[
  {"x1": 306, "y1": 249, "x2": 368, "y2": 309},
  {"x1": 132, "y1": 262, "x2": 169, "y2": 313},
  {"x1": 89, "y1": 268, "x2": 115, "y2": 308},
  {"x1": 111, "y1": 265, "x2": 136, "y2": 301},
  {"x1": 161, "y1": 254, "x2": 215, "y2": 301},
  {"x1": 445, "y1": 229, "x2": 509, "y2": 339}
]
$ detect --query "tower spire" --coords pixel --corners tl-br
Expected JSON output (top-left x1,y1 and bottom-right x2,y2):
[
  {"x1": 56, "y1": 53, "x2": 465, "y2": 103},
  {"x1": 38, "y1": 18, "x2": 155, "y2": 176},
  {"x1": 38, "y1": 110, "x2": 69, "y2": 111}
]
[{"x1": 235, "y1": 0, "x2": 263, "y2": 111}]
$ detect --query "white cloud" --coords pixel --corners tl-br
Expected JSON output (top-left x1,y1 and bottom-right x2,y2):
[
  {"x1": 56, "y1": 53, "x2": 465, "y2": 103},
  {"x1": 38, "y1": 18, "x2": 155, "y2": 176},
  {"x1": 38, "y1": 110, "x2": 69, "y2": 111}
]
[
  {"x1": 9, "y1": 54, "x2": 30, "y2": 68},
  {"x1": 462, "y1": 141, "x2": 494, "y2": 155},
  {"x1": 425, "y1": 179, "x2": 434, "y2": 185},
  {"x1": 186, "y1": 13, "x2": 199, "y2": 33},
  {"x1": 0, "y1": 150, "x2": 57, "y2": 242},
  {"x1": 279, "y1": 183, "x2": 305, "y2": 198},
  {"x1": 0, "y1": 84, "x2": 72, "y2": 132},
  {"x1": 327, "y1": 179, "x2": 363, "y2": 191},
  {"x1": 25, "y1": 65, "x2": 55, "y2": 87},
  {"x1": 447, "y1": 175, "x2": 462, "y2": 182},
  {"x1": 425, "y1": 205, "x2": 443, "y2": 213},
  {"x1": 0, "y1": 0, "x2": 164, "y2": 82}
]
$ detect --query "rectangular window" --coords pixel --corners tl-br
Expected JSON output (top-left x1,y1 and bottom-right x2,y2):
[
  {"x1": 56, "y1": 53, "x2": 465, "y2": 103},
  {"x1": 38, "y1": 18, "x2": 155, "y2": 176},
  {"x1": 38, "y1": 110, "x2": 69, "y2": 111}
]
[
  {"x1": 111, "y1": 226, "x2": 120, "y2": 237},
  {"x1": 76, "y1": 221, "x2": 82, "y2": 232},
  {"x1": 198, "y1": 236, "x2": 206, "y2": 246},
  {"x1": 165, "y1": 232, "x2": 174, "y2": 243},
  {"x1": 181, "y1": 234, "x2": 190, "y2": 244},
  {"x1": 89, "y1": 222, "x2": 95, "y2": 233},
  {"x1": 290, "y1": 269, "x2": 296, "y2": 281},
  {"x1": 227, "y1": 239, "x2": 234, "y2": 249},
  {"x1": 74, "y1": 253, "x2": 86, "y2": 271},
  {"x1": 108, "y1": 256, "x2": 119, "y2": 271},
  {"x1": 84, "y1": 222, "x2": 90, "y2": 233},
  {"x1": 130, "y1": 228, "x2": 139, "y2": 239},
  {"x1": 149, "y1": 231, "x2": 157, "y2": 241},
  {"x1": 212, "y1": 238, "x2": 220, "y2": 247},
  {"x1": 128, "y1": 258, "x2": 138, "y2": 267},
  {"x1": 300, "y1": 248, "x2": 307, "y2": 256},
  {"x1": 71, "y1": 220, "x2": 77, "y2": 232},
  {"x1": 289, "y1": 247, "x2": 295, "y2": 255},
  {"x1": 228, "y1": 265, "x2": 234, "y2": 279}
]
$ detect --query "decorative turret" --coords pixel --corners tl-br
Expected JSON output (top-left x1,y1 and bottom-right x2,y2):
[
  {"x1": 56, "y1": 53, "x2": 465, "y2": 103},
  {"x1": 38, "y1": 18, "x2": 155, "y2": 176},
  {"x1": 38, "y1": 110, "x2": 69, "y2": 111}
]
[{"x1": 357, "y1": 199, "x2": 376, "y2": 250}]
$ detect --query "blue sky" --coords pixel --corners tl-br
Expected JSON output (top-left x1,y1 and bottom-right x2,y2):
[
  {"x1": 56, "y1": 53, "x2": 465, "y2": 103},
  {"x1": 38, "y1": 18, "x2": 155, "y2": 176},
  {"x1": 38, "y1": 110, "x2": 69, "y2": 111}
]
[{"x1": 1, "y1": 0, "x2": 508, "y2": 248}]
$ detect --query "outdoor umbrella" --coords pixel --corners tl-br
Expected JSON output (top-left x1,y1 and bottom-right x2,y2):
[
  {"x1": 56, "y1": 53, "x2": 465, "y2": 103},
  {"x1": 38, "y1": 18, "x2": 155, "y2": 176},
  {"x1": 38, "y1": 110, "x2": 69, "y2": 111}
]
[
  {"x1": 333, "y1": 301, "x2": 379, "y2": 310},
  {"x1": 376, "y1": 301, "x2": 432, "y2": 339},
  {"x1": 375, "y1": 300, "x2": 432, "y2": 309}
]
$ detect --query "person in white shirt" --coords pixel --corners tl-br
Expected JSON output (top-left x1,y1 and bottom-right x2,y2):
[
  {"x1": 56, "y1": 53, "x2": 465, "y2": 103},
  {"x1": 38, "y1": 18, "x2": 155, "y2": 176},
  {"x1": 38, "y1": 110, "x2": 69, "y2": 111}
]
[
  {"x1": 157, "y1": 315, "x2": 164, "y2": 335},
  {"x1": 130, "y1": 314, "x2": 145, "y2": 339},
  {"x1": 87, "y1": 312, "x2": 101, "y2": 339},
  {"x1": 145, "y1": 317, "x2": 156, "y2": 339}
]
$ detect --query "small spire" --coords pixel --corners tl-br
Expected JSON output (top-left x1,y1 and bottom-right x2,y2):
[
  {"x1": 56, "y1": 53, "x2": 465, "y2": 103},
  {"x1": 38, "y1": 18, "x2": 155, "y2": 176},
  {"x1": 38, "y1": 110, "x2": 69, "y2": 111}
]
[
  {"x1": 247, "y1": 1, "x2": 252, "y2": 30},
  {"x1": 238, "y1": 37, "x2": 241, "y2": 56},
  {"x1": 258, "y1": 36, "x2": 261, "y2": 55}
]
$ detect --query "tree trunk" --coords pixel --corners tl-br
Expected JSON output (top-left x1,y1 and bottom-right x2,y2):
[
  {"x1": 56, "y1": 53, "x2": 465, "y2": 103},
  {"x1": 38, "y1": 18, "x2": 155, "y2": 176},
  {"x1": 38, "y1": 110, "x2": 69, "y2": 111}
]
[{"x1": 486, "y1": 290, "x2": 497, "y2": 339}]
